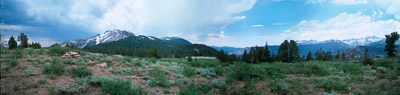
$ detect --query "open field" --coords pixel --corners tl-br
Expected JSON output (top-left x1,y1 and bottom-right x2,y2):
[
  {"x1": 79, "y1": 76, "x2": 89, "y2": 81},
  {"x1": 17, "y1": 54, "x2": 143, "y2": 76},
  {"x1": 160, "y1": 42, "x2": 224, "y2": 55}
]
[{"x1": 1, "y1": 48, "x2": 399, "y2": 95}]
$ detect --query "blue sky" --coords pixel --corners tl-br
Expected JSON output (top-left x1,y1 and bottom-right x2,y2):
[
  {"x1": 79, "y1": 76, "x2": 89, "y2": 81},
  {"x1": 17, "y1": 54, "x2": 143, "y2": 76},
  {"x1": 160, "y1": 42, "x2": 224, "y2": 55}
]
[{"x1": 1, "y1": 0, "x2": 400, "y2": 47}]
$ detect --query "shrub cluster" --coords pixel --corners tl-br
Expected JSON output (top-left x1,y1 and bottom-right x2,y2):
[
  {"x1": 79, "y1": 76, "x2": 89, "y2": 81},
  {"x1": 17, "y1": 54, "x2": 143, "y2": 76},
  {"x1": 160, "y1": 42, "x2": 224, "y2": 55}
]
[
  {"x1": 70, "y1": 66, "x2": 92, "y2": 78},
  {"x1": 43, "y1": 58, "x2": 66, "y2": 75}
]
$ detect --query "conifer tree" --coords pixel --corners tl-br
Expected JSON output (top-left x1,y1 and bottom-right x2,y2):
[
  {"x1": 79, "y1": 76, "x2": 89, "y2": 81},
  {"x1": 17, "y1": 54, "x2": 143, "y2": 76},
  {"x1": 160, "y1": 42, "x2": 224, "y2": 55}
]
[
  {"x1": 17, "y1": 33, "x2": 29, "y2": 48},
  {"x1": 8, "y1": 36, "x2": 18, "y2": 49},
  {"x1": 277, "y1": 40, "x2": 290, "y2": 62},
  {"x1": 289, "y1": 40, "x2": 300, "y2": 62},
  {"x1": 150, "y1": 45, "x2": 161, "y2": 59},
  {"x1": 384, "y1": 32, "x2": 399, "y2": 57},
  {"x1": 306, "y1": 51, "x2": 313, "y2": 61},
  {"x1": 341, "y1": 52, "x2": 346, "y2": 61},
  {"x1": 335, "y1": 50, "x2": 340, "y2": 61}
]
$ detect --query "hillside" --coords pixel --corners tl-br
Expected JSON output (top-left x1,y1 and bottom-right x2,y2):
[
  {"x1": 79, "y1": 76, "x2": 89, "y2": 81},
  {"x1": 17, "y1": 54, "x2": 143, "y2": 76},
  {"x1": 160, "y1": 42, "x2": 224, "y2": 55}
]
[{"x1": 82, "y1": 35, "x2": 217, "y2": 57}]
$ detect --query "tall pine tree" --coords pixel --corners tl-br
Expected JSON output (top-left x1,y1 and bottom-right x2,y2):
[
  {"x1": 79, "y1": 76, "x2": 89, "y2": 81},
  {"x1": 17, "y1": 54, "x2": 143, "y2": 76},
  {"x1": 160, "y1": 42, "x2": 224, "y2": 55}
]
[
  {"x1": 384, "y1": 32, "x2": 399, "y2": 57},
  {"x1": 289, "y1": 40, "x2": 300, "y2": 62},
  {"x1": 18, "y1": 33, "x2": 29, "y2": 48},
  {"x1": 277, "y1": 40, "x2": 290, "y2": 62},
  {"x1": 306, "y1": 51, "x2": 313, "y2": 61},
  {"x1": 8, "y1": 36, "x2": 18, "y2": 49}
]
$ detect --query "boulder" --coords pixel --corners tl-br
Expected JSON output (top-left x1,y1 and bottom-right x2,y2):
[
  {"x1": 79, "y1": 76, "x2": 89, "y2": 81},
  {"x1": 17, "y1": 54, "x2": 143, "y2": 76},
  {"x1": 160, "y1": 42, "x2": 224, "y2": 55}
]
[
  {"x1": 98, "y1": 63, "x2": 107, "y2": 67},
  {"x1": 88, "y1": 60, "x2": 95, "y2": 64},
  {"x1": 63, "y1": 51, "x2": 81, "y2": 58}
]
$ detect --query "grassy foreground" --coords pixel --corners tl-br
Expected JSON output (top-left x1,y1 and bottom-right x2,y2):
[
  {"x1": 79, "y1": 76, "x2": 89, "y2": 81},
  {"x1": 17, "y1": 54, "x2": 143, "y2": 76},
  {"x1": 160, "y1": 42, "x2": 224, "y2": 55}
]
[{"x1": 0, "y1": 48, "x2": 399, "y2": 95}]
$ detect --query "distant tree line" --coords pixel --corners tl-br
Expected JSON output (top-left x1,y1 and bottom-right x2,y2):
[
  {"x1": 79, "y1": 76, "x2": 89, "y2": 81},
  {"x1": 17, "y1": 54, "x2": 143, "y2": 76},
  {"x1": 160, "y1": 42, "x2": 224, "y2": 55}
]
[
  {"x1": 216, "y1": 31, "x2": 400, "y2": 64},
  {"x1": 8, "y1": 33, "x2": 41, "y2": 49}
]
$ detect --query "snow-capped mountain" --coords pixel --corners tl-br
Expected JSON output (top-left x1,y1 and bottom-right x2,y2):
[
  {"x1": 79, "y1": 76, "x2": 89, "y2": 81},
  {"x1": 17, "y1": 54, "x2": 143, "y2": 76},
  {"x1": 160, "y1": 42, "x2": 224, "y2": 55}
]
[
  {"x1": 296, "y1": 36, "x2": 385, "y2": 46},
  {"x1": 61, "y1": 29, "x2": 135, "y2": 48},
  {"x1": 62, "y1": 29, "x2": 191, "y2": 48}
]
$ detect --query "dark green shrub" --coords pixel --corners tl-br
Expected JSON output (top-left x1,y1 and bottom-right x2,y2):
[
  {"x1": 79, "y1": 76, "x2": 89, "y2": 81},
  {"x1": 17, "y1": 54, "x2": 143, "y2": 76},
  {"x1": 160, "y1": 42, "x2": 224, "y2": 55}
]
[
  {"x1": 336, "y1": 63, "x2": 365, "y2": 75},
  {"x1": 19, "y1": 69, "x2": 38, "y2": 77},
  {"x1": 214, "y1": 66, "x2": 224, "y2": 76},
  {"x1": 233, "y1": 80, "x2": 260, "y2": 95},
  {"x1": 63, "y1": 59, "x2": 74, "y2": 65},
  {"x1": 11, "y1": 60, "x2": 18, "y2": 66},
  {"x1": 43, "y1": 58, "x2": 65, "y2": 75},
  {"x1": 182, "y1": 66, "x2": 196, "y2": 77},
  {"x1": 268, "y1": 80, "x2": 290, "y2": 94},
  {"x1": 303, "y1": 64, "x2": 330, "y2": 76},
  {"x1": 179, "y1": 83, "x2": 200, "y2": 95},
  {"x1": 38, "y1": 79, "x2": 47, "y2": 84},
  {"x1": 315, "y1": 79, "x2": 349, "y2": 93},
  {"x1": 134, "y1": 60, "x2": 142, "y2": 67},
  {"x1": 100, "y1": 78, "x2": 145, "y2": 95},
  {"x1": 11, "y1": 49, "x2": 23, "y2": 58},
  {"x1": 148, "y1": 68, "x2": 170, "y2": 88},
  {"x1": 229, "y1": 62, "x2": 253, "y2": 81},
  {"x1": 163, "y1": 89, "x2": 170, "y2": 94},
  {"x1": 49, "y1": 46, "x2": 69, "y2": 56},
  {"x1": 70, "y1": 66, "x2": 92, "y2": 78},
  {"x1": 374, "y1": 59, "x2": 395, "y2": 69}
]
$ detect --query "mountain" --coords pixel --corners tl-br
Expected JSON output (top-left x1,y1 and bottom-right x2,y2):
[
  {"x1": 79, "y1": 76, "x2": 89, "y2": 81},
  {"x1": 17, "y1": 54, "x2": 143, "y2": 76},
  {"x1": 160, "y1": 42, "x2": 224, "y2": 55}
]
[
  {"x1": 62, "y1": 29, "x2": 192, "y2": 48},
  {"x1": 74, "y1": 30, "x2": 217, "y2": 57},
  {"x1": 61, "y1": 29, "x2": 135, "y2": 48},
  {"x1": 213, "y1": 36, "x2": 399, "y2": 58}
]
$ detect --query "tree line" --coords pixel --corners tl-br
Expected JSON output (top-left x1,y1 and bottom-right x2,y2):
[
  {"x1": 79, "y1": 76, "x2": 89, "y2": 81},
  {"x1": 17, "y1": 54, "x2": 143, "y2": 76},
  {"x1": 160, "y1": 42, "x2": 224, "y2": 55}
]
[
  {"x1": 217, "y1": 32, "x2": 400, "y2": 64},
  {"x1": 8, "y1": 33, "x2": 41, "y2": 49}
]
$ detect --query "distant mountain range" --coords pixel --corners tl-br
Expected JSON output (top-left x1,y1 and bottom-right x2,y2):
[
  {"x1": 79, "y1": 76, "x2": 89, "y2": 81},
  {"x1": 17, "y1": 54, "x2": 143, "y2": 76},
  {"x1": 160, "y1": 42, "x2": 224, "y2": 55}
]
[
  {"x1": 62, "y1": 30, "x2": 399, "y2": 58},
  {"x1": 213, "y1": 36, "x2": 400, "y2": 58},
  {"x1": 61, "y1": 29, "x2": 191, "y2": 48}
]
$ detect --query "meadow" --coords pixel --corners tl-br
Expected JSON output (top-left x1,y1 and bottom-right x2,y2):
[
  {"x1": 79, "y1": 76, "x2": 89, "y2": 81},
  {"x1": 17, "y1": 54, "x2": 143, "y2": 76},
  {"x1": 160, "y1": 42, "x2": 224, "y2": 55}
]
[{"x1": 0, "y1": 48, "x2": 399, "y2": 95}]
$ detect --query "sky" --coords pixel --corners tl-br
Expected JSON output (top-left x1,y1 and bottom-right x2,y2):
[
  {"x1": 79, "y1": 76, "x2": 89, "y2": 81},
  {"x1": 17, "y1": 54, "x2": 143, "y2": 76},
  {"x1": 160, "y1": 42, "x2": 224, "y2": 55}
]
[{"x1": 1, "y1": 0, "x2": 400, "y2": 47}]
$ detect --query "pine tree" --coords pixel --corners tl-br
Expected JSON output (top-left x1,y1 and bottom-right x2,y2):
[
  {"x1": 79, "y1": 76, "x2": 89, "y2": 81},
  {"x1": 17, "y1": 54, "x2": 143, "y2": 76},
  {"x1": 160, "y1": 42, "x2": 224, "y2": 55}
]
[
  {"x1": 384, "y1": 32, "x2": 400, "y2": 57},
  {"x1": 341, "y1": 52, "x2": 346, "y2": 61},
  {"x1": 277, "y1": 40, "x2": 290, "y2": 62},
  {"x1": 335, "y1": 50, "x2": 340, "y2": 61},
  {"x1": 8, "y1": 36, "x2": 18, "y2": 49},
  {"x1": 263, "y1": 42, "x2": 271, "y2": 62},
  {"x1": 289, "y1": 40, "x2": 300, "y2": 62},
  {"x1": 17, "y1": 33, "x2": 29, "y2": 48},
  {"x1": 306, "y1": 51, "x2": 313, "y2": 61},
  {"x1": 242, "y1": 50, "x2": 249, "y2": 63},
  {"x1": 187, "y1": 56, "x2": 193, "y2": 62},
  {"x1": 362, "y1": 48, "x2": 374, "y2": 65},
  {"x1": 150, "y1": 45, "x2": 161, "y2": 59}
]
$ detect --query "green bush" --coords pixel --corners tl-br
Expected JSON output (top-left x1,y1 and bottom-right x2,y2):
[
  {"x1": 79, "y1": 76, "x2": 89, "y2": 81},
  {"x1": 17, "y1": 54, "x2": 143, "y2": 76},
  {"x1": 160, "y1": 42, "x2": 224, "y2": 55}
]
[
  {"x1": 11, "y1": 60, "x2": 18, "y2": 66},
  {"x1": 109, "y1": 68, "x2": 135, "y2": 75},
  {"x1": 304, "y1": 64, "x2": 330, "y2": 76},
  {"x1": 182, "y1": 66, "x2": 196, "y2": 77},
  {"x1": 214, "y1": 66, "x2": 224, "y2": 76},
  {"x1": 229, "y1": 62, "x2": 253, "y2": 81},
  {"x1": 196, "y1": 68, "x2": 217, "y2": 78},
  {"x1": 148, "y1": 68, "x2": 170, "y2": 88},
  {"x1": 63, "y1": 59, "x2": 74, "y2": 65},
  {"x1": 336, "y1": 63, "x2": 365, "y2": 75},
  {"x1": 179, "y1": 83, "x2": 200, "y2": 95},
  {"x1": 11, "y1": 49, "x2": 23, "y2": 58},
  {"x1": 377, "y1": 67, "x2": 387, "y2": 73},
  {"x1": 134, "y1": 60, "x2": 142, "y2": 67},
  {"x1": 19, "y1": 69, "x2": 38, "y2": 77},
  {"x1": 43, "y1": 58, "x2": 66, "y2": 75},
  {"x1": 70, "y1": 66, "x2": 92, "y2": 77},
  {"x1": 233, "y1": 80, "x2": 260, "y2": 95},
  {"x1": 374, "y1": 58, "x2": 396, "y2": 69},
  {"x1": 211, "y1": 80, "x2": 226, "y2": 89},
  {"x1": 314, "y1": 79, "x2": 349, "y2": 93},
  {"x1": 38, "y1": 79, "x2": 47, "y2": 84},
  {"x1": 100, "y1": 77, "x2": 145, "y2": 95},
  {"x1": 49, "y1": 46, "x2": 70, "y2": 56},
  {"x1": 268, "y1": 80, "x2": 290, "y2": 94}
]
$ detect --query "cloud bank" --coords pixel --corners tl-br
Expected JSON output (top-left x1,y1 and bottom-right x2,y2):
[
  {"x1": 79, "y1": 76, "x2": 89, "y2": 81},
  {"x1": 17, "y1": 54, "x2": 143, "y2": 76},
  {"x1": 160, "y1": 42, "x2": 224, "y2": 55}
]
[
  {"x1": 281, "y1": 12, "x2": 400, "y2": 41},
  {"x1": 21, "y1": 0, "x2": 257, "y2": 42}
]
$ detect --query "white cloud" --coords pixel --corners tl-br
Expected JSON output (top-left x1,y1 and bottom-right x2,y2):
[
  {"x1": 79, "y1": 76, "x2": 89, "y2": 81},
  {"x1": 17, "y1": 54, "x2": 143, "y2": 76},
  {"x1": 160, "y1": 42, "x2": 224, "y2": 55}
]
[
  {"x1": 307, "y1": 0, "x2": 368, "y2": 5},
  {"x1": 22, "y1": 0, "x2": 257, "y2": 42},
  {"x1": 372, "y1": 9, "x2": 384, "y2": 18},
  {"x1": 331, "y1": 0, "x2": 368, "y2": 5},
  {"x1": 251, "y1": 25, "x2": 264, "y2": 27},
  {"x1": 375, "y1": 0, "x2": 400, "y2": 19},
  {"x1": 272, "y1": 23, "x2": 286, "y2": 25},
  {"x1": 281, "y1": 12, "x2": 400, "y2": 41}
]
